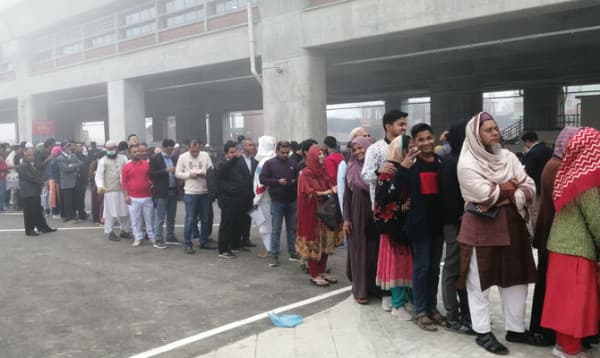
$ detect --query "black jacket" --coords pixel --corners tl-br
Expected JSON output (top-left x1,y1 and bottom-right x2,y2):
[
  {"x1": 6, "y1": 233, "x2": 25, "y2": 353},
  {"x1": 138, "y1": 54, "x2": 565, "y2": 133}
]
[
  {"x1": 439, "y1": 151, "x2": 464, "y2": 226},
  {"x1": 216, "y1": 156, "x2": 254, "y2": 210},
  {"x1": 149, "y1": 153, "x2": 179, "y2": 198},
  {"x1": 18, "y1": 160, "x2": 44, "y2": 198},
  {"x1": 523, "y1": 143, "x2": 553, "y2": 194}
]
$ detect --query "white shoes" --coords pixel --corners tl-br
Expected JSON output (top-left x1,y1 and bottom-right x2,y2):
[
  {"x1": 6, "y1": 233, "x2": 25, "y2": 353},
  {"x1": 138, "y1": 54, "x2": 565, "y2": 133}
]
[
  {"x1": 381, "y1": 296, "x2": 392, "y2": 312},
  {"x1": 132, "y1": 240, "x2": 141, "y2": 247},
  {"x1": 552, "y1": 346, "x2": 592, "y2": 358},
  {"x1": 391, "y1": 307, "x2": 413, "y2": 321}
]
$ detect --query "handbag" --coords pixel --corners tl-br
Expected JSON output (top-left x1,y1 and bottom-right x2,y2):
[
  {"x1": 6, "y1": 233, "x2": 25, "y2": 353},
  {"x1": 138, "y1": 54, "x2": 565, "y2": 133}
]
[
  {"x1": 465, "y1": 202, "x2": 499, "y2": 219},
  {"x1": 316, "y1": 195, "x2": 343, "y2": 230}
]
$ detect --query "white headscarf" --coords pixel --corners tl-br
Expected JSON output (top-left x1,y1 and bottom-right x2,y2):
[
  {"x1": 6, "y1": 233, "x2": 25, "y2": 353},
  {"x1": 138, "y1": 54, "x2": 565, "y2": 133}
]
[
  {"x1": 255, "y1": 136, "x2": 276, "y2": 162},
  {"x1": 457, "y1": 112, "x2": 535, "y2": 222}
]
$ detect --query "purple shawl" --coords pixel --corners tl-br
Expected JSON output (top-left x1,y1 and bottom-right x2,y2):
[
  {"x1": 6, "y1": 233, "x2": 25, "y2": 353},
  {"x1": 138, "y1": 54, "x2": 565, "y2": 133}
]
[
  {"x1": 553, "y1": 126, "x2": 581, "y2": 159},
  {"x1": 346, "y1": 136, "x2": 371, "y2": 192}
]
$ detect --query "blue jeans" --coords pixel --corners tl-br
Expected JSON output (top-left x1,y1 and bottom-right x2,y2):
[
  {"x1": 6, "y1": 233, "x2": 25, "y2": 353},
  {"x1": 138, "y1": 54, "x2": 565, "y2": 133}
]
[
  {"x1": 154, "y1": 189, "x2": 177, "y2": 241},
  {"x1": 270, "y1": 200, "x2": 297, "y2": 256},
  {"x1": 411, "y1": 233, "x2": 444, "y2": 315},
  {"x1": 183, "y1": 194, "x2": 210, "y2": 248},
  {"x1": 0, "y1": 180, "x2": 5, "y2": 211}
]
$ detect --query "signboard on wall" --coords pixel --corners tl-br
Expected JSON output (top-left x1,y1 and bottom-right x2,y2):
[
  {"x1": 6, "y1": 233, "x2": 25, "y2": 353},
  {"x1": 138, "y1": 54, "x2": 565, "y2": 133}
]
[{"x1": 32, "y1": 120, "x2": 55, "y2": 143}]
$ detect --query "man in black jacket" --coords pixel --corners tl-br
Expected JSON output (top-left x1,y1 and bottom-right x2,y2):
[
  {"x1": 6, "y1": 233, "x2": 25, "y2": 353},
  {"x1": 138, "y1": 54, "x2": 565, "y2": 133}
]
[
  {"x1": 240, "y1": 138, "x2": 258, "y2": 248},
  {"x1": 150, "y1": 139, "x2": 179, "y2": 247},
  {"x1": 18, "y1": 148, "x2": 56, "y2": 236},
  {"x1": 216, "y1": 141, "x2": 254, "y2": 259},
  {"x1": 521, "y1": 131, "x2": 553, "y2": 195}
]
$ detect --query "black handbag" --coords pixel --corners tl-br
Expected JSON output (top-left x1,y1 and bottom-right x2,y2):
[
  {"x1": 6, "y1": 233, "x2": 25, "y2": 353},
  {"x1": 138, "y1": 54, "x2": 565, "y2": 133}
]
[{"x1": 316, "y1": 195, "x2": 343, "y2": 230}]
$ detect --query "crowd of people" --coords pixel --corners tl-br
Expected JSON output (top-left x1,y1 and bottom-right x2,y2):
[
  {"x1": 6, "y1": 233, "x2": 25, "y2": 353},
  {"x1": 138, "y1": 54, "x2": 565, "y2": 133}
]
[{"x1": 0, "y1": 110, "x2": 598, "y2": 358}]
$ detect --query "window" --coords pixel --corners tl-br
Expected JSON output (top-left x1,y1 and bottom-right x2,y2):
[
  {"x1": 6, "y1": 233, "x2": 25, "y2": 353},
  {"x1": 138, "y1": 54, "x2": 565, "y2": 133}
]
[
  {"x1": 90, "y1": 33, "x2": 116, "y2": 48},
  {"x1": 210, "y1": 0, "x2": 253, "y2": 16},
  {"x1": 124, "y1": 6, "x2": 157, "y2": 26},
  {"x1": 32, "y1": 50, "x2": 53, "y2": 64},
  {"x1": 165, "y1": 8, "x2": 205, "y2": 27},
  {"x1": 124, "y1": 22, "x2": 157, "y2": 39},
  {"x1": 59, "y1": 42, "x2": 83, "y2": 56}
]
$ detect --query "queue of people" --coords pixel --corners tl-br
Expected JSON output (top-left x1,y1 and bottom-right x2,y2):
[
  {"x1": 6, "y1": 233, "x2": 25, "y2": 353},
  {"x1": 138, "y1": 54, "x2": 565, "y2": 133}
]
[{"x1": 1, "y1": 109, "x2": 598, "y2": 358}]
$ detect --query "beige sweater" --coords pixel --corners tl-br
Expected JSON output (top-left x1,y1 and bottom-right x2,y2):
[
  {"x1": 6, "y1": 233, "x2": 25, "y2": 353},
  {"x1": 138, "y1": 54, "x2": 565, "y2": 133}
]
[{"x1": 175, "y1": 151, "x2": 213, "y2": 195}]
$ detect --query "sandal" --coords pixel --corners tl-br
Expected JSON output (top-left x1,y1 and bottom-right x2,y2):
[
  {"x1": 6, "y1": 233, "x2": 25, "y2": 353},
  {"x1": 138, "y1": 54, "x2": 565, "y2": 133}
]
[
  {"x1": 310, "y1": 277, "x2": 330, "y2": 287},
  {"x1": 320, "y1": 273, "x2": 338, "y2": 284},
  {"x1": 414, "y1": 314, "x2": 438, "y2": 332},
  {"x1": 428, "y1": 309, "x2": 446, "y2": 325},
  {"x1": 355, "y1": 297, "x2": 369, "y2": 305},
  {"x1": 476, "y1": 332, "x2": 509, "y2": 355}
]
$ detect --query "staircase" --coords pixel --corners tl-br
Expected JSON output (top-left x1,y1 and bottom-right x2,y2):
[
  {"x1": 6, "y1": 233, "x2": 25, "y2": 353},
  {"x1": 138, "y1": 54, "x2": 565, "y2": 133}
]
[{"x1": 501, "y1": 118, "x2": 524, "y2": 143}]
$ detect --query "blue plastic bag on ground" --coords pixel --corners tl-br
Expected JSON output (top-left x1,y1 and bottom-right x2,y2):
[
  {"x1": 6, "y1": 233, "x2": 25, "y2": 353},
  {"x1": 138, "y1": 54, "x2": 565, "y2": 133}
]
[{"x1": 268, "y1": 312, "x2": 303, "y2": 328}]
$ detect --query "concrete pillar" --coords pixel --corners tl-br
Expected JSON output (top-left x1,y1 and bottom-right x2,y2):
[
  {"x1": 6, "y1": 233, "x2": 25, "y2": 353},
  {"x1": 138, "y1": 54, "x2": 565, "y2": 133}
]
[
  {"x1": 260, "y1": 0, "x2": 327, "y2": 142},
  {"x1": 384, "y1": 96, "x2": 409, "y2": 112},
  {"x1": 17, "y1": 94, "x2": 48, "y2": 143},
  {"x1": 107, "y1": 79, "x2": 146, "y2": 142},
  {"x1": 208, "y1": 112, "x2": 224, "y2": 148},
  {"x1": 523, "y1": 87, "x2": 562, "y2": 130},
  {"x1": 578, "y1": 95, "x2": 600, "y2": 129},
  {"x1": 430, "y1": 89, "x2": 482, "y2": 133}
]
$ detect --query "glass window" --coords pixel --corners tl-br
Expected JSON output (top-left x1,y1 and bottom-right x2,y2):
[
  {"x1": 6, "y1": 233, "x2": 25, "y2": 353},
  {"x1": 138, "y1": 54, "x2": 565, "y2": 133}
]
[
  {"x1": 60, "y1": 42, "x2": 83, "y2": 56},
  {"x1": 124, "y1": 22, "x2": 156, "y2": 39},
  {"x1": 124, "y1": 6, "x2": 156, "y2": 26},
  {"x1": 90, "y1": 33, "x2": 116, "y2": 48}
]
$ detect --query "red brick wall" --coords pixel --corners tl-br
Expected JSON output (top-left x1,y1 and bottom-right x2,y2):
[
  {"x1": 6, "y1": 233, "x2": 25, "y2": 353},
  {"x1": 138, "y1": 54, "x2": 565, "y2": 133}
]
[
  {"x1": 159, "y1": 22, "x2": 205, "y2": 42},
  {"x1": 118, "y1": 34, "x2": 156, "y2": 52},
  {"x1": 55, "y1": 52, "x2": 85, "y2": 67},
  {"x1": 85, "y1": 45, "x2": 117, "y2": 60},
  {"x1": 207, "y1": 10, "x2": 247, "y2": 31}
]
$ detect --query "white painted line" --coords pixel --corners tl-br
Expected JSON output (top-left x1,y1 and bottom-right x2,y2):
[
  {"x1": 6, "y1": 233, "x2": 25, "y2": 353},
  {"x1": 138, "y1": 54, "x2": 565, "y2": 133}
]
[
  {"x1": 0, "y1": 212, "x2": 24, "y2": 216},
  {"x1": 129, "y1": 285, "x2": 352, "y2": 358},
  {"x1": 0, "y1": 224, "x2": 220, "y2": 232}
]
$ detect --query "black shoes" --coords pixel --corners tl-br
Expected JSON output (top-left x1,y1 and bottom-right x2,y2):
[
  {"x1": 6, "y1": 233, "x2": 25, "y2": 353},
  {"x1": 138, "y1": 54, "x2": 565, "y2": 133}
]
[
  {"x1": 200, "y1": 242, "x2": 217, "y2": 250},
  {"x1": 25, "y1": 231, "x2": 40, "y2": 236},
  {"x1": 476, "y1": 332, "x2": 509, "y2": 355},
  {"x1": 506, "y1": 330, "x2": 554, "y2": 347},
  {"x1": 218, "y1": 251, "x2": 237, "y2": 259},
  {"x1": 445, "y1": 319, "x2": 475, "y2": 335},
  {"x1": 108, "y1": 232, "x2": 120, "y2": 241},
  {"x1": 243, "y1": 241, "x2": 257, "y2": 247},
  {"x1": 40, "y1": 227, "x2": 57, "y2": 233}
]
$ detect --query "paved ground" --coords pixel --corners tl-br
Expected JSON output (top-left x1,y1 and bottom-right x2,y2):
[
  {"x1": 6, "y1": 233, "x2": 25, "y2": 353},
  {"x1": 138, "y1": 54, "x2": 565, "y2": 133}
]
[
  {"x1": 2, "y1": 204, "x2": 598, "y2": 358},
  {"x1": 0, "y1": 204, "x2": 350, "y2": 358},
  {"x1": 200, "y1": 288, "x2": 600, "y2": 358}
]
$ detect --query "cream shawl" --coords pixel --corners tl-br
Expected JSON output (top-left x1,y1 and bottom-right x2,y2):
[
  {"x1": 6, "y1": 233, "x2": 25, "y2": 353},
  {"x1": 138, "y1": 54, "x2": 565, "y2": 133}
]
[{"x1": 457, "y1": 113, "x2": 536, "y2": 228}]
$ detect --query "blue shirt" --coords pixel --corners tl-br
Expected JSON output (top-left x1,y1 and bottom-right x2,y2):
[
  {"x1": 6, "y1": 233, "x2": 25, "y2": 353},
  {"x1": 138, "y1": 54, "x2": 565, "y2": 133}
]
[{"x1": 161, "y1": 152, "x2": 176, "y2": 188}]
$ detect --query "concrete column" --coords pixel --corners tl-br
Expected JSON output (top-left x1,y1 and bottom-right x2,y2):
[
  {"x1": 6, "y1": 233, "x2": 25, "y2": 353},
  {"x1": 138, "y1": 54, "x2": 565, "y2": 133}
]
[
  {"x1": 17, "y1": 94, "x2": 48, "y2": 143},
  {"x1": 523, "y1": 87, "x2": 562, "y2": 130},
  {"x1": 430, "y1": 89, "x2": 482, "y2": 133},
  {"x1": 578, "y1": 95, "x2": 600, "y2": 129},
  {"x1": 260, "y1": 0, "x2": 327, "y2": 142},
  {"x1": 107, "y1": 79, "x2": 146, "y2": 142},
  {"x1": 208, "y1": 112, "x2": 224, "y2": 148},
  {"x1": 384, "y1": 96, "x2": 409, "y2": 112}
]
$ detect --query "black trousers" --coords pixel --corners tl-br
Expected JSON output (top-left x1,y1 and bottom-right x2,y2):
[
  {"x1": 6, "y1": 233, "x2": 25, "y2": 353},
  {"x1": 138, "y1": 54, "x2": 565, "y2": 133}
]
[
  {"x1": 61, "y1": 188, "x2": 76, "y2": 220},
  {"x1": 22, "y1": 196, "x2": 50, "y2": 232},
  {"x1": 241, "y1": 211, "x2": 251, "y2": 244},
  {"x1": 529, "y1": 247, "x2": 555, "y2": 341},
  {"x1": 218, "y1": 201, "x2": 245, "y2": 253},
  {"x1": 74, "y1": 181, "x2": 87, "y2": 219}
]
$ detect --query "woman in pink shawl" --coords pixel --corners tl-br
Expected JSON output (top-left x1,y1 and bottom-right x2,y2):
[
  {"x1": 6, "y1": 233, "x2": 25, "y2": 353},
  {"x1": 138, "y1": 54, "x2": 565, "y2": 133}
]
[{"x1": 343, "y1": 135, "x2": 381, "y2": 304}]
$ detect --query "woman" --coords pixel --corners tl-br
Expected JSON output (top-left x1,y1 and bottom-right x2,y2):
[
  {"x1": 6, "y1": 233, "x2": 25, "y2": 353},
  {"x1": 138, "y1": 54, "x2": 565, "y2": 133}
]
[
  {"x1": 343, "y1": 135, "x2": 380, "y2": 303},
  {"x1": 296, "y1": 146, "x2": 344, "y2": 287},
  {"x1": 253, "y1": 136, "x2": 277, "y2": 257},
  {"x1": 529, "y1": 126, "x2": 580, "y2": 346},
  {"x1": 373, "y1": 135, "x2": 415, "y2": 319},
  {"x1": 457, "y1": 112, "x2": 537, "y2": 355},
  {"x1": 541, "y1": 127, "x2": 600, "y2": 358}
]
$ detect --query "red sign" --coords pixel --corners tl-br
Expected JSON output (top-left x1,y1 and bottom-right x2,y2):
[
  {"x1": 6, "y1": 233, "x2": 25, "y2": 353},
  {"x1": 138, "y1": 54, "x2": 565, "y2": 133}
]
[{"x1": 32, "y1": 120, "x2": 55, "y2": 137}]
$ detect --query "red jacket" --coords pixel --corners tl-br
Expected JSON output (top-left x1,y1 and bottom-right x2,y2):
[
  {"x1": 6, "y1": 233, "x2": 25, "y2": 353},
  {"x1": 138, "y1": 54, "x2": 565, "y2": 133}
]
[{"x1": 325, "y1": 152, "x2": 344, "y2": 186}]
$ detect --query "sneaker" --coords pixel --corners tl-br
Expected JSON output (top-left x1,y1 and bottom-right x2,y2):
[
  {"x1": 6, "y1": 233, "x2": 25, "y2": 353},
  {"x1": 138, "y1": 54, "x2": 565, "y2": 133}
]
[
  {"x1": 288, "y1": 253, "x2": 302, "y2": 262},
  {"x1": 445, "y1": 319, "x2": 475, "y2": 335},
  {"x1": 218, "y1": 252, "x2": 237, "y2": 259},
  {"x1": 152, "y1": 240, "x2": 167, "y2": 249},
  {"x1": 132, "y1": 240, "x2": 142, "y2": 247},
  {"x1": 269, "y1": 256, "x2": 280, "y2": 267},
  {"x1": 391, "y1": 307, "x2": 413, "y2": 321},
  {"x1": 165, "y1": 237, "x2": 182, "y2": 245},
  {"x1": 108, "y1": 232, "x2": 120, "y2": 241},
  {"x1": 381, "y1": 296, "x2": 392, "y2": 312}
]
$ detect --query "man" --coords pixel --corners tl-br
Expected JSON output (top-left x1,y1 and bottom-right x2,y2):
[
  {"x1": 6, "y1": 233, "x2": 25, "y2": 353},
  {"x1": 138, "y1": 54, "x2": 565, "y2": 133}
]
[
  {"x1": 216, "y1": 141, "x2": 254, "y2": 259},
  {"x1": 175, "y1": 139, "x2": 214, "y2": 254},
  {"x1": 55, "y1": 141, "x2": 83, "y2": 222},
  {"x1": 150, "y1": 139, "x2": 180, "y2": 246},
  {"x1": 323, "y1": 136, "x2": 344, "y2": 186},
  {"x1": 520, "y1": 131, "x2": 553, "y2": 195},
  {"x1": 73, "y1": 142, "x2": 90, "y2": 220},
  {"x1": 240, "y1": 138, "x2": 258, "y2": 248},
  {"x1": 122, "y1": 145, "x2": 158, "y2": 247},
  {"x1": 290, "y1": 141, "x2": 302, "y2": 163},
  {"x1": 297, "y1": 139, "x2": 318, "y2": 172},
  {"x1": 457, "y1": 112, "x2": 537, "y2": 355},
  {"x1": 361, "y1": 110, "x2": 408, "y2": 207},
  {"x1": 0, "y1": 144, "x2": 8, "y2": 211},
  {"x1": 259, "y1": 141, "x2": 300, "y2": 267},
  {"x1": 18, "y1": 147, "x2": 56, "y2": 236},
  {"x1": 360, "y1": 109, "x2": 408, "y2": 313},
  {"x1": 137, "y1": 143, "x2": 149, "y2": 161},
  {"x1": 127, "y1": 134, "x2": 139, "y2": 148},
  {"x1": 95, "y1": 140, "x2": 131, "y2": 241}
]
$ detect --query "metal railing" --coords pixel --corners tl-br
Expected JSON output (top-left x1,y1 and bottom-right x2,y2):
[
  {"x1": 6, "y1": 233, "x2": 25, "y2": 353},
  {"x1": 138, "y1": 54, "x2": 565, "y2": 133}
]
[
  {"x1": 502, "y1": 114, "x2": 581, "y2": 141},
  {"x1": 28, "y1": 0, "x2": 258, "y2": 74},
  {"x1": 501, "y1": 117, "x2": 524, "y2": 141}
]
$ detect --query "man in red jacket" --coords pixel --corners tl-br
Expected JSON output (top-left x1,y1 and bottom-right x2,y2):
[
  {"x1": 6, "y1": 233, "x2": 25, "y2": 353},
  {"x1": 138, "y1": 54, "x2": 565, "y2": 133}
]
[{"x1": 122, "y1": 145, "x2": 158, "y2": 248}]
